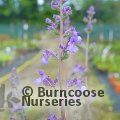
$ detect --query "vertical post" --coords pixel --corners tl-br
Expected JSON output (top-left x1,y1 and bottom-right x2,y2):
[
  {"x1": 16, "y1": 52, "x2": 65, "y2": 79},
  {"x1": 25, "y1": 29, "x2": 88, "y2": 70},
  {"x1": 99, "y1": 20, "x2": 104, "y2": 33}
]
[{"x1": 0, "y1": 84, "x2": 5, "y2": 111}]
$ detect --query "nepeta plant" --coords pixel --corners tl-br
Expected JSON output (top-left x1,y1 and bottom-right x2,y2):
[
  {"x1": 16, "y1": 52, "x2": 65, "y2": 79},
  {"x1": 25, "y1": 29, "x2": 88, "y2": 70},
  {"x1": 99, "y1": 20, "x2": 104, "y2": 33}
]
[
  {"x1": 83, "y1": 6, "x2": 96, "y2": 69},
  {"x1": 8, "y1": 68, "x2": 26, "y2": 120},
  {"x1": 35, "y1": 0, "x2": 83, "y2": 119},
  {"x1": 83, "y1": 6, "x2": 96, "y2": 120},
  {"x1": 35, "y1": 1, "x2": 96, "y2": 120}
]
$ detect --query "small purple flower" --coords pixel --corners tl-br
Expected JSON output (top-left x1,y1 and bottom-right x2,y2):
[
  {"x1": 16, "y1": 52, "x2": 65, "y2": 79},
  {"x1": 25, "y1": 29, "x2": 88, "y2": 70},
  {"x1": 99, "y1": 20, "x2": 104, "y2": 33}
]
[
  {"x1": 39, "y1": 70, "x2": 46, "y2": 77},
  {"x1": 59, "y1": 44, "x2": 65, "y2": 50},
  {"x1": 87, "y1": 6, "x2": 95, "y2": 16},
  {"x1": 67, "y1": 78, "x2": 77, "y2": 87},
  {"x1": 77, "y1": 36, "x2": 83, "y2": 44},
  {"x1": 73, "y1": 64, "x2": 87, "y2": 74},
  {"x1": 46, "y1": 18, "x2": 53, "y2": 25},
  {"x1": 34, "y1": 78, "x2": 42, "y2": 85},
  {"x1": 69, "y1": 35, "x2": 79, "y2": 44},
  {"x1": 41, "y1": 50, "x2": 55, "y2": 65},
  {"x1": 47, "y1": 23, "x2": 58, "y2": 31},
  {"x1": 35, "y1": 70, "x2": 58, "y2": 87},
  {"x1": 47, "y1": 26, "x2": 53, "y2": 31},
  {"x1": 47, "y1": 113, "x2": 57, "y2": 120},
  {"x1": 51, "y1": 23, "x2": 58, "y2": 29},
  {"x1": 67, "y1": 78, "x2": 83, "y2": 88},
  {"x1": 68, "y1": 44, "x2": 78, "y2": 53},
  {"x1": 51, "y1": 1, "x2": 60, "y2": 9},
  {"x1": 41, "y1": 57, "x2": 49, "y2": 65},
  {"x1": 76, "y1": 80, "x2": 84, "y2": 88},
  {"x1": 65, "y1": 27, "x2": 77, "y2": 36},
  {"x1": 53, "y1": 14, "x2": 60, "y2": 22},
  {"x1": 34, "y1": 70, "x2": 46, "y2": 85},
  {"x1": 67, "y1": 33, "x2": 82, "y2": 53},
  {"x1": 43, "y1": 76, "x2": 58, "y2": 87},
  {"x1": 62, "y1": 6, "x2": 72, "y2": 16}
]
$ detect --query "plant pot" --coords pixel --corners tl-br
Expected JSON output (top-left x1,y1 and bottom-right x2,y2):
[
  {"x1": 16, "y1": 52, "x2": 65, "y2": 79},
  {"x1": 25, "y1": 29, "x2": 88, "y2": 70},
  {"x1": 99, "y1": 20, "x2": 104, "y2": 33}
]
[{"x1": 109, "y1": 75, "x2": 120, "y2": 93}]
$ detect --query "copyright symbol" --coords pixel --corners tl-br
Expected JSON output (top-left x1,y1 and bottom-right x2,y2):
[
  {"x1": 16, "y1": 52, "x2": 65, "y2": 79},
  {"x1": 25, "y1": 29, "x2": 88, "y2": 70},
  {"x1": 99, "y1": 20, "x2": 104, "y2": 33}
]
[{"x1": 22, "y1": 86, "x2": 33, "y2": 97}]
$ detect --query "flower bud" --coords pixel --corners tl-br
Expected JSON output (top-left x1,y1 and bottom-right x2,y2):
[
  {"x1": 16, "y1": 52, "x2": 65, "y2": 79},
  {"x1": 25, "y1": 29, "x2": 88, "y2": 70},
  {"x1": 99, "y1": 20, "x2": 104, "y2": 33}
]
[
  {"x1": 62, "y1": 6, "x2": 72, "y2": 16},
  {"x1": 53, "y1": 14, "x2": 60, "y2": 22},
  {"x1": 46, "y1": 18, "x2": 53, "y2": 24},
  {"x1": 87, "y1": 6, "x2": 95, "y2": 17},
  {"x1": 51, "y1": 1, "x2": 60, "y2": 9}
]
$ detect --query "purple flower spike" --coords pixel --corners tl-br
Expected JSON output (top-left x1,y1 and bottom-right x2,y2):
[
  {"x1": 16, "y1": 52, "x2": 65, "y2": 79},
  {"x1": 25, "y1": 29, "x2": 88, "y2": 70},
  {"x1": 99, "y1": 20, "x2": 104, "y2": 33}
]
[
  {"x1": 47, "y1": 113, "x2": 57, "y2": 120},
  {"x1": 87, "y1": 6, "x2": 95, "y2": 16},
  {"x1": 84, "y1": 6, "x2": 96, "y2": 33},
  {"x1": 51, "y1": 1, "x2": 60, "y2": 9},
  {"x1": 62, "y1": 6, "x2": 72, "y2": 16},
  {"x1": 73, "y1": 64, "x2": 87, "y2": 74}
]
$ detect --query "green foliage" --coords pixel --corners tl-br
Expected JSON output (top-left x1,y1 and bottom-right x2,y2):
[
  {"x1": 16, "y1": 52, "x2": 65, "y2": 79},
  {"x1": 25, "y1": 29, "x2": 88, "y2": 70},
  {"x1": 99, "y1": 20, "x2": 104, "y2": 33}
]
[
  {"x1": 111, "y1": 42, "x2": 120, "y2": 54},
  {"x1": 93, "y1": 55, "x2": 120, "y2": 73},
  {"x1": 61, "y1": 52, "x2": 69, "y2": 61},
  {"x1": 0, "y1": 39, "x2": 40, "y2": 51},
  {"x1": 0, "y1": 39, "x2": 40, "y2": 67},
  {"x1": 93, "y1": 41, "x2": 120, "y2": 73},
  {"x1": 0, "y1": 51, "x2": 14, "y2": 66},
  {"x1": 0, "y1": 0, "x2": 120, "y2": 24}
]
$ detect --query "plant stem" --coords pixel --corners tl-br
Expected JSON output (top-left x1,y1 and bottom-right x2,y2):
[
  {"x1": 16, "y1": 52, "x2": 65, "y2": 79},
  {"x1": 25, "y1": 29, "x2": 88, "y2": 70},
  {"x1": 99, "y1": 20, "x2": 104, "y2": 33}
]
[
  {"x1": 58, "y1": 1, "x2": 66, "y2": 120},
  {"x1": 85, "y1": 32, "x2": 90, "y2": 68},
  {"x1": 85, "y1": 32, "x2": 92, "y2": 120}
]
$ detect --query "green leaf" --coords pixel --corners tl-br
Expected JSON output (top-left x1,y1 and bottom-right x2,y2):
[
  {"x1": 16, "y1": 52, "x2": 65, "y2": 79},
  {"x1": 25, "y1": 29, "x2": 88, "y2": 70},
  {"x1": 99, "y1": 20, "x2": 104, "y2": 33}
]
[
  {"x1": 61, "y1": 52, "x2": 69, "y2": 61},
  {"x1": 52, "y1": 29, "x2": 59, "y2": 35}
]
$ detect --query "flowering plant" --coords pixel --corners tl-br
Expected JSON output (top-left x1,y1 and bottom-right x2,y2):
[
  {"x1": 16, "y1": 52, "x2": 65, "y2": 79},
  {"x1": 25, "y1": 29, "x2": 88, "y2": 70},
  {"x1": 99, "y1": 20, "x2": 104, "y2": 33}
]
[
  {"x1": 35, "y1": 1, "x2": 96, "y2": 119},
  {"x1": 8, "y1": 68, "x2": 25, "y2": 120}
]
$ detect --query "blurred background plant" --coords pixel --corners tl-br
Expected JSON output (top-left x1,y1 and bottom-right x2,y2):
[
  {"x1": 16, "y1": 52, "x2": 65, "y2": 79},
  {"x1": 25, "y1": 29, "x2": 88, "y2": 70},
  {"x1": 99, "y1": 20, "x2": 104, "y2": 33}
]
[{"x1": 0, "y1": 0, "x2": 120, "y2": 120}]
